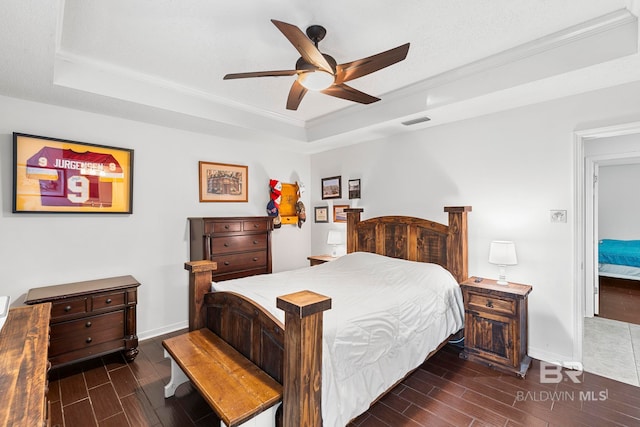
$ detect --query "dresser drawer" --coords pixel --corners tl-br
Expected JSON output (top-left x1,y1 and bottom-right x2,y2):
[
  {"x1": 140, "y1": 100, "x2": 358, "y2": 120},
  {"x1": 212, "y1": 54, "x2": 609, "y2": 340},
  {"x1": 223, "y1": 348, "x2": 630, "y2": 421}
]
[
  {"x1": 466, "y1": 291, "x2": 515, "y2": 316},
  {"x1": 242, "y1": 219, "x2": 270, "y2": 232},
  {"x1": 51, "y1": 297, "x2": 87, "y2": 320},
  {"x1": 211, "y1": 234, "x2": 268, "y2": 254},
  {"x1": 49, "y1": 311, "x2": 125, "y2": 356},
  {"x1": 205, "y1": 221, "x2": 242, "y2": 234},
  {"x1": 213, "y1": 251, "x2": 267, "y2": 274},
  {"x1": 92, "y1": 291, "x2": 126, "y2": 310}
]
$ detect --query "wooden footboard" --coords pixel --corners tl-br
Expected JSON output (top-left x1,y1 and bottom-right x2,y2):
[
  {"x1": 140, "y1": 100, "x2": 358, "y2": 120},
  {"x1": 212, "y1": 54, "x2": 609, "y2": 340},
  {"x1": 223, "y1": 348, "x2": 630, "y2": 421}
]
[{"x1": 186, "y1": 261, "x2": 331, "y2": 426}]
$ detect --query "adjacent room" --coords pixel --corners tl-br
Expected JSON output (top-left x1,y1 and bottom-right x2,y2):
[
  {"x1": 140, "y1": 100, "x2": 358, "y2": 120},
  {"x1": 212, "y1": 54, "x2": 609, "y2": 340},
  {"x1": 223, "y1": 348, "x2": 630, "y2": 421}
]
[{"x1": 2, "y1": 1, "x2": 640, "y2": 426}]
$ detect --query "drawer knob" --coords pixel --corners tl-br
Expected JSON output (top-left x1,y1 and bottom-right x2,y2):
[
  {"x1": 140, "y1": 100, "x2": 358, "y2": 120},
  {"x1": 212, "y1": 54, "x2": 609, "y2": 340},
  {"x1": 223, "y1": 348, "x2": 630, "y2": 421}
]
[
  {"x1": 86, "y1": 337, "x2": 92, "y2": 344},
  {"x1": 224, "y1": 225, "x2": 230, "y2": 229},
  {"x1": 253, "y1": 257, "x2": 258, "y2": 262},
  {"x1": 253, "y1": 224, "x2": 258, "y2": 228},
  {"x1": 85, "y1": 321, "x2": 92, "y2": 328},
  {"x1": 253, "y1": 240, "x2": 258, "y2": 244},
  {"x1": 64, "y1": 305, "x2": 72, "y2": 312},
  {"x1": 486, "y1": 300, "x2": 494, "y2": 308},
  {"x1": 224, "y1": 261, "x2": 230, "y2": 266},
  {"x1": 106, "y1": 298, "x2": 112, "y2": 304},
  {"x1": 224, "y1": 243, "x2": 230, "y2": 247}
]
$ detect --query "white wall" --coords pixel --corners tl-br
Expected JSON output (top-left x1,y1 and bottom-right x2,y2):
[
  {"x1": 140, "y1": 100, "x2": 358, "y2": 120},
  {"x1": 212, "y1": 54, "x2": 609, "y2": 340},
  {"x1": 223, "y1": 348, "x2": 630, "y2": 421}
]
[
  {"x1": 598, "y1": 163, "x2": 640, "y2": 239},
  {"x1": 310, "y1": 80, "x2": 640, "y2": 363},
  {"x1": 0, "y1": 95, "x2": 311, "y2": 339}
]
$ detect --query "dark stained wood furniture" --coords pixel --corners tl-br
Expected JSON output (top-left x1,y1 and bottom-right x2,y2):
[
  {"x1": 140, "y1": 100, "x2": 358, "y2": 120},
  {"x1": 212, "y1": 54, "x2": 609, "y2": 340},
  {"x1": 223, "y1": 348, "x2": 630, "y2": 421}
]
[
  {"x1": 185, "y1": 206, "x2": 471, "y2": 426},
  {"x1": 306, "y1": 254, "x2": 338, "y2": 266},
  {"x1": 163, "y1": 328, "x2": 283, "y2": 427},
  {"x1": 0, "y1": 303, "x2": 52, "y2": 427},
  {"x1": 459, "y1": 277, "x2": 532, "y2": 378},
  {"x1": 25, "y1": 275, "x2": 140, "y2": 369},
  {"x1": 188, "y1": 216, "x2": 273, "y2": 282}
]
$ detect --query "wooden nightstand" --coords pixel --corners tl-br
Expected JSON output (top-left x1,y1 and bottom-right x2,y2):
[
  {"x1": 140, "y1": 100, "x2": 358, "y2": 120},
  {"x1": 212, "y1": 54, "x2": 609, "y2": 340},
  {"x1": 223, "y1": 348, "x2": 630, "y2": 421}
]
[
  {"x1": 307, "y1": 255, "x2": 338, "y2": 266},
  {"x1": 459, "y1": 277, "x2": 532, "y2": 378}
]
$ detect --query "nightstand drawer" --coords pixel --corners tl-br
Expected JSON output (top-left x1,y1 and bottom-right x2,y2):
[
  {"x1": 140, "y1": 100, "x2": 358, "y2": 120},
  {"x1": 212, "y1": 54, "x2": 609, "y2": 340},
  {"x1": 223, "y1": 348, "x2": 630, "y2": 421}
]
[
  {"x1": 51, "y1": 298, "x2": 87, "y2": 319},
  {"x1": 466, "y1": 292, "x2": 515, "y2": 316},
  {"x1": 92, "y1": 291, "x2": 126, "y2": 310},
  {"x1": 49, "y1": 311, "x2": 125, "y2": 356}
]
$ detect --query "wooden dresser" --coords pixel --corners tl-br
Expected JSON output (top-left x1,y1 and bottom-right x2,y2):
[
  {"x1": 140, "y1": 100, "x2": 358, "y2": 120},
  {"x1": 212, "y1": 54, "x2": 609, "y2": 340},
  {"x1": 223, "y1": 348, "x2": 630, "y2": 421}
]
[
  {"x1": 25, "y1": 275, "x2": 140, "y2": 369},
  {"x1": 459, "y1": 277, "x2": 532, "y2": 378},
  {"x1": 189, "y1": 216, "x2": 273, "y2": 281},
  {"x1": 0, "y1": 303, "x2": 52, "y2": 426}
]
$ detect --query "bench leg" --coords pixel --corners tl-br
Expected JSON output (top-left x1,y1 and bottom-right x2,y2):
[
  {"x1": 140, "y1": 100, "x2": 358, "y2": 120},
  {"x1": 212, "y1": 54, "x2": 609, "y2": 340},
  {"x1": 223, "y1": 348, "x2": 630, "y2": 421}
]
[
  {"x1": 228, "y1": 402, "x2": 280, "y2": 427},
  {"x1": 163, "y1": 349, "x2": 190, "y2": 398}
]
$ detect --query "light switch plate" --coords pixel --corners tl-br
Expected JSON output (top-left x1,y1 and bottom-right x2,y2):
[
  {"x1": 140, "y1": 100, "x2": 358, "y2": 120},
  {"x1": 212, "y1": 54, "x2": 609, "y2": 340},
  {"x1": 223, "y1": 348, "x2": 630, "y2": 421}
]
[{"x1": 550, "y1": 210, "x2": 567, "y2": 223}]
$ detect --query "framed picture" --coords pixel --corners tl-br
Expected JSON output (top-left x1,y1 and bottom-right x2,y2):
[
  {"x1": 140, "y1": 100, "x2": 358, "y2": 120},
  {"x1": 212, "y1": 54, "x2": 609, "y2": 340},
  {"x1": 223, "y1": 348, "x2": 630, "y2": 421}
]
[
  {"x1": 12, "y1": 133, "x2": 134, "y2": 213},
  {"x1": 348, "y1": 179, "x2": 361, "y2": 199},
  {"x1": 314, "y1": 206, "x2": 329, "y2": 223},
  {"x1": 199, "y1": 161, "x2": 248, "y2": 202},
  {"x1": 333, "y1": 205, "x2": 349, "y2": 223},
  {"x1": 321, "y1": 176, "x2": 342, "y2": 199}
]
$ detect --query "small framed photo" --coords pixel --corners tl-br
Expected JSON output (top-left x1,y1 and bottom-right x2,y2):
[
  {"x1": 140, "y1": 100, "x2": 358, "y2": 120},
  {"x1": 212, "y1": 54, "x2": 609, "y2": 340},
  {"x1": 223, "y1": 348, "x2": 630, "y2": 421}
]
[
  {"x1": 348, "y1": 179, "x2": 361, "y2": 199},
  {"x1": 314, "y1": 206, "x2": 329, "y2": 223},
  {"x1": 321, "y1": 176, "x2": 342, "y2": 200},
  {"x1": 13, "y1": 133, "x2": 134, "y2": 213},
  {"x1": 199, "y1": 161, "x2": 248, "y2": 202},
  {"x1": 333, "y1": 205, "x2": 349, "y2": 223}
]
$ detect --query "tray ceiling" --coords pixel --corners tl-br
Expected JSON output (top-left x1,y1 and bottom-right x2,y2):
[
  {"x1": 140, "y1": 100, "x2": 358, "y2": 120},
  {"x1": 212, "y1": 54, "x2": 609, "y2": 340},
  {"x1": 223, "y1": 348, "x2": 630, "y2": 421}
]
[{"x1": 1, "y1": 0, "x2": 639, "y2": 152}]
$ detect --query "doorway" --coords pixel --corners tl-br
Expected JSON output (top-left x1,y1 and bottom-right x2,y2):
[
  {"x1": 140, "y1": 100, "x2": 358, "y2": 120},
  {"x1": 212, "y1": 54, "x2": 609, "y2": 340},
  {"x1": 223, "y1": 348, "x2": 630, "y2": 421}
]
[{"x1": 575, "y1": 122, "x2": 640, "y2": 386}]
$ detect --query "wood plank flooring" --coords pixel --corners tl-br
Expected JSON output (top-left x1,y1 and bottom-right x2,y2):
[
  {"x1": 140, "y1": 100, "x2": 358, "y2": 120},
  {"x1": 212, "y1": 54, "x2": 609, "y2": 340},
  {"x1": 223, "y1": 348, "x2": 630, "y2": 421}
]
[
  {"x1": 47, "y1": 331, "x2": 640, "y2": 427},
  {"x1": 599, "y1": 276, "x2": 640, "y2": 325}
]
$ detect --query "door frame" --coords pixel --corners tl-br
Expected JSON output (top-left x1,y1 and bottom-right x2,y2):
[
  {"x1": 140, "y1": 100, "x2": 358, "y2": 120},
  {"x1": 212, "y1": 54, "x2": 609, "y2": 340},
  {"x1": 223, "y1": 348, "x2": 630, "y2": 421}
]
[{"x1": 573, "y1": 121, "x2": 640, "y2": 362}]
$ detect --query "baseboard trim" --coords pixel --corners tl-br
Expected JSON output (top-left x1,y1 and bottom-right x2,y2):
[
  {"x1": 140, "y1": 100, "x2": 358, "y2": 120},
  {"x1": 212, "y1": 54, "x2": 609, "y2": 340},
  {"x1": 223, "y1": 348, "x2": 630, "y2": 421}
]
[{"x1": 138, "y1": 320, "x2": 188, "y2": 341}]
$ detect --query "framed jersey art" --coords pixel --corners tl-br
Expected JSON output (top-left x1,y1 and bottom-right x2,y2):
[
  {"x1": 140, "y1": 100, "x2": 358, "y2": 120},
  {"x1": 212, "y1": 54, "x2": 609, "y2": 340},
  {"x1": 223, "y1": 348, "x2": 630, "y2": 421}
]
[{"x1": 13, "y1": 133, "x2": 134, "y2": 213}]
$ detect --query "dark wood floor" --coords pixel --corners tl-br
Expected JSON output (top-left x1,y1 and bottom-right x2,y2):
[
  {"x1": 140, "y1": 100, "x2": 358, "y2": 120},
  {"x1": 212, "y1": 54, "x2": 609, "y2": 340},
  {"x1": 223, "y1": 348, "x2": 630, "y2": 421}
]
[
  {"x1": 599, "y1": 276, "x2": 640, "y2": 325},
  {"x1": 48, "y1": 332, "x2": 640, "y2": 427}
]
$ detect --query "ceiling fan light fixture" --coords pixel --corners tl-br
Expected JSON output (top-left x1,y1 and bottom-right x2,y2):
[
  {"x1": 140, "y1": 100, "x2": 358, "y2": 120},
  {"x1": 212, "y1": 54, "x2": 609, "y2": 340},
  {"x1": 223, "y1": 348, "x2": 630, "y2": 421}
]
[{"x1": 297, "y1": 70, "x2": 334, "y2": 91}]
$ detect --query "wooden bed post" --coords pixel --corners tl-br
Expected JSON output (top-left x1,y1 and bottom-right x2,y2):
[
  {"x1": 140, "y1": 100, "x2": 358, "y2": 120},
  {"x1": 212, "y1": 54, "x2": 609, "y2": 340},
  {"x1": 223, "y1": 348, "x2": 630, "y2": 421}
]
[
  {"x1": 184, "y1": 260, "x2": 217, "y2": 331},
  {"x1": 345, "y1": 208, "x2": 364, "y2": 253},
  {"x1": 444, "y1": 206, "x2": 472, "y2": 283},
  {"x1": 276, "y1": 290, "x2": 332, "y2": 427}
]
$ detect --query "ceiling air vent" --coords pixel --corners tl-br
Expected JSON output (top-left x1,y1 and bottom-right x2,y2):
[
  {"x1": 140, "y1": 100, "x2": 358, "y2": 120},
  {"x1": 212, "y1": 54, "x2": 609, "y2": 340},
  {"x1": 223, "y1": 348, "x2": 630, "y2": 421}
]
[{"x1": 401, "y1": 116, "x2": 431, "y2": 126}]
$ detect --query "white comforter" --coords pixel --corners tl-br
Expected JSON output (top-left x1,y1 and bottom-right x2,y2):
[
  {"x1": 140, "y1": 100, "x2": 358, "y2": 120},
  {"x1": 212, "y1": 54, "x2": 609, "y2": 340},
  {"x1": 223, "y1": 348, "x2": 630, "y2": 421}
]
[{"x1": 212, "y1": 251, "x2": 464, "y2": 427}]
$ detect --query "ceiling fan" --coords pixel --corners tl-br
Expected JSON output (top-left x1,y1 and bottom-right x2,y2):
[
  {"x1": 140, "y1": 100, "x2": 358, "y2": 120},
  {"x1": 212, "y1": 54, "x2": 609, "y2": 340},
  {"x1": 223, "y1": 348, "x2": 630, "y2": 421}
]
[{"x1": 223, "y1": 19, "x2": 410, "y2": 111}]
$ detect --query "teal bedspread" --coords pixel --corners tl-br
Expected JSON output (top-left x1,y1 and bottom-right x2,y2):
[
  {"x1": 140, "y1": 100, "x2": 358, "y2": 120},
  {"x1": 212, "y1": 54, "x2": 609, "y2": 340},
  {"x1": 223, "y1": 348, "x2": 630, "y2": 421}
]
[{"x1": 598, "y1": 239, "x2": 640, "y2": 268}]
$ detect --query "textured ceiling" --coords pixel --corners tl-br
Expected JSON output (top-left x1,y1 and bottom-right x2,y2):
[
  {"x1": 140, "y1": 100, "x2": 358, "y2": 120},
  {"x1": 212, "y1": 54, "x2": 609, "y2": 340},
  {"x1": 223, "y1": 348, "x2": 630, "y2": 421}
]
[{"x1": 1, "y1": 0, "x2": 639, "y2": 152}]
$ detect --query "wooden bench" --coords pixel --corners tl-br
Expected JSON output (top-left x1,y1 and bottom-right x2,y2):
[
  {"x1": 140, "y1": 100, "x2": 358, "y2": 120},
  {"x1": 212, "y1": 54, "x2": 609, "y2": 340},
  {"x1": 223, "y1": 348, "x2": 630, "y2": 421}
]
[{"x1": 162, "y1": 328, "x2": 282, "y2": 427}]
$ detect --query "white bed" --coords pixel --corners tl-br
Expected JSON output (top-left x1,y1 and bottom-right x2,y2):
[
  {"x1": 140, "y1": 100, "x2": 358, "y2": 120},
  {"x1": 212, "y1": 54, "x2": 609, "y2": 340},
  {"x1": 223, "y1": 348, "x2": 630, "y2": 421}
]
[{"x1": 212, "y1": 251, "x2": 465, "y2": 427}]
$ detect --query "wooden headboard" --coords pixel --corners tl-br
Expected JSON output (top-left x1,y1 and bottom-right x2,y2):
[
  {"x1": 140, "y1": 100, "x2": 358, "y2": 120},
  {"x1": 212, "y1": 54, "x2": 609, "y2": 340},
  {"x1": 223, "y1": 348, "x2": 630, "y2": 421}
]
[{"x1": 345, "y1": 206, "x2": 471, "y2": 283}]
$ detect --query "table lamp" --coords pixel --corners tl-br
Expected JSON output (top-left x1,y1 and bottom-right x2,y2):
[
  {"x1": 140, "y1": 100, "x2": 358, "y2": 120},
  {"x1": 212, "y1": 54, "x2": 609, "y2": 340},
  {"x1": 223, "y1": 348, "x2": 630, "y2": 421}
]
[{"x1": 489, "y1": 240, "x2": 517, "y2": 285}]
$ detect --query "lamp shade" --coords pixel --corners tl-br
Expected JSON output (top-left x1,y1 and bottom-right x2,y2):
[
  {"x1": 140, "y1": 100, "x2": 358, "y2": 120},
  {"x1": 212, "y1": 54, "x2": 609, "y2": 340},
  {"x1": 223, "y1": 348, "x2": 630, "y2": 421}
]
[
  {"x1": 327, "y1": 230, "x2": 343, "y2": 245},
  {"x1": 489, "y1": 241, "x2": 517, "y2": 266}
]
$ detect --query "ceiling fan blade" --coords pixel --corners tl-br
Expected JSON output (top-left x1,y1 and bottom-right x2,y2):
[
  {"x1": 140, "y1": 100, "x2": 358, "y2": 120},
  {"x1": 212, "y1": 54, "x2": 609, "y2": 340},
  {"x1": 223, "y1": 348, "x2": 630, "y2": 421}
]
[
  {"x1": 321, "y1": 84, "x2": 380, "y2": 104},
  {"x1": 270, "y1": 19, "x2": 334, "y2": 74},
  {"x1": 223, "y1": 70, "x2": 298, "y2": 80},
  {"x1": 335, "y1": 43, "x2": 410, "y2": 84},
  {"x1": 286, "y1": 80, "x2": 308, "y2": 110}
]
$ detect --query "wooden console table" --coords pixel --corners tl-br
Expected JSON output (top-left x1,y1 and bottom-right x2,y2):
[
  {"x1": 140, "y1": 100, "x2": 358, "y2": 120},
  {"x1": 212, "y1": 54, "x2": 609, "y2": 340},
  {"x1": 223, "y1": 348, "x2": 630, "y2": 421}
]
[
  {"x1": 25, "y1": 275, "x2": 140, "y2": 369},
  {"x1": 0, "y1": 303, "x2": 52, "y2": 426}
]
